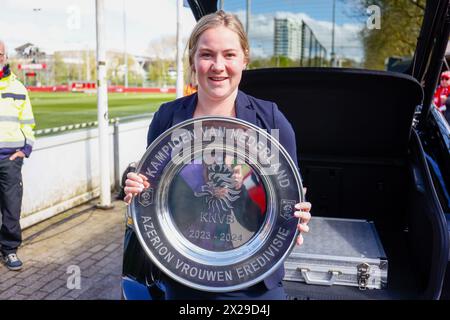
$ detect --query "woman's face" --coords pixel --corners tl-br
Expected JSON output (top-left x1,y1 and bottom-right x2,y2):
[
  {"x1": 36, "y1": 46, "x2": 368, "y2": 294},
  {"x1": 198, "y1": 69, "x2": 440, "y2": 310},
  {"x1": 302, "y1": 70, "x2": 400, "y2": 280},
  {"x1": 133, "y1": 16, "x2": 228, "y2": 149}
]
[
  {"x1": 0, "y1": 42, "x2": 7, "y2": 68},
  {"x1": 194, "y1": 26, "x2": 247, "y2": 102}
]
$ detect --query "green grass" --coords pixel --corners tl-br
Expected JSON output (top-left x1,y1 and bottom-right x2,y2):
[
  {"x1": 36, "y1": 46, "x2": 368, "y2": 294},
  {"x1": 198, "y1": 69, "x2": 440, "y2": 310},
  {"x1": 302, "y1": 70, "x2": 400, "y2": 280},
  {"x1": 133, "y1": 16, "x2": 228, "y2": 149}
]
[{"x1": 29, "y1": 92, "x2": 175, "y2": 130}]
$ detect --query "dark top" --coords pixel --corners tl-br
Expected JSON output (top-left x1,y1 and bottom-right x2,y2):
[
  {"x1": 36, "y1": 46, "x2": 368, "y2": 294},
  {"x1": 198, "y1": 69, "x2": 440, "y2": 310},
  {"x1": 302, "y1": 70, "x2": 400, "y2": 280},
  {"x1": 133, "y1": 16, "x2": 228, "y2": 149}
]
[
  {"x1": 445, "y1": 96, "x2": 450, "y2": 123},
  {"x1": 146, "y1": 90, "x2": 299, "y2": 296}
]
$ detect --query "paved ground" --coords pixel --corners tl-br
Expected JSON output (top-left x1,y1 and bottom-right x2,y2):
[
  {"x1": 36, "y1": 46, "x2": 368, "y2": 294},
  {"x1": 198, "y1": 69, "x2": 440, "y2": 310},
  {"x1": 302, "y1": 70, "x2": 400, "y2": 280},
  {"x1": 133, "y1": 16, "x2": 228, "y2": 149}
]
[{"x1": 0, "y1": 198, "x2": 126, "y2": 300}]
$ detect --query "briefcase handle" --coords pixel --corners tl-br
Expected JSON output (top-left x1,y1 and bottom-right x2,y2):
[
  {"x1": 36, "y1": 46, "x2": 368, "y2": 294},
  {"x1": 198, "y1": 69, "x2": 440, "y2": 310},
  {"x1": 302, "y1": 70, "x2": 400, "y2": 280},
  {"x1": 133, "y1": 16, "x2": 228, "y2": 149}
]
[{"x1": 298, "y1": 268, "x2": 342, "y2": 286}]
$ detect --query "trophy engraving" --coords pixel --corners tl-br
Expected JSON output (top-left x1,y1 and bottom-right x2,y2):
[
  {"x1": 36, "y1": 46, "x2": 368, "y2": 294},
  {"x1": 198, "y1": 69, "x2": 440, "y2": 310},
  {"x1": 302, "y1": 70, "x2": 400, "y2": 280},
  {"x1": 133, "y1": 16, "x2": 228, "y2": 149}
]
[
  {"x1": 138, "y1": 188, "x2": 154, "y2": 207},
  {"x1": 130, "y1": 117, "x2": 303, "y2": 292}
]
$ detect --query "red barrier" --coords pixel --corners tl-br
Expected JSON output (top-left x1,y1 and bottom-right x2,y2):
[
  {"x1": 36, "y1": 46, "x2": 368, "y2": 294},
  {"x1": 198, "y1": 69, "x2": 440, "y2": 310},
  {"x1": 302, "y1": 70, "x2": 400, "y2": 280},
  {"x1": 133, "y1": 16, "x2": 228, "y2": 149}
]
[
  {"x1": 27, "y1": 85, "x2": 176, "y2": 94},
  {"x1": 110, "y1": 86, "x2": 176, "y2": 94},
  {"x1": 28, "y1": 85, "x2": 69, "y2": 92},
  {"x1": 126, "y1": 87, "x2": 176, "y2": 93}
]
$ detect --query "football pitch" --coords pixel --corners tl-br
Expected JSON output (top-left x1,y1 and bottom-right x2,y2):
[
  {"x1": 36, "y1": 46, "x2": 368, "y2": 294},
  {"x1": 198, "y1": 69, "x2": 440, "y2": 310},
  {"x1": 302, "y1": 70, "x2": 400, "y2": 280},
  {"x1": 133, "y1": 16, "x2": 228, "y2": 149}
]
[{"x1": 30, "y1": 92, "x2": 175, "y2": 130}]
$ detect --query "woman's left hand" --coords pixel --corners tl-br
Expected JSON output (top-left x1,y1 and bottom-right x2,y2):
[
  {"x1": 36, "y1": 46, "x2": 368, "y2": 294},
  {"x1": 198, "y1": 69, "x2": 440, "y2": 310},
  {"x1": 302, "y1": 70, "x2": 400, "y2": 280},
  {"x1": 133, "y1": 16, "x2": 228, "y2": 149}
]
[{"x1": 294, "y1": 189, "x2": 311, "y2": 246}]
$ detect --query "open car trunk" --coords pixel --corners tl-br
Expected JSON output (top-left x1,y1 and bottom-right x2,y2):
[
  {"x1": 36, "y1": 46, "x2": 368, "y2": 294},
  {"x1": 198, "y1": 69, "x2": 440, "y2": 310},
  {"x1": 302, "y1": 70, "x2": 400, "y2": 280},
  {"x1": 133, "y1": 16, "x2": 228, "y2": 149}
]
[{"x1": 239, "y1": 68, "x2": 448, "y2": 299}]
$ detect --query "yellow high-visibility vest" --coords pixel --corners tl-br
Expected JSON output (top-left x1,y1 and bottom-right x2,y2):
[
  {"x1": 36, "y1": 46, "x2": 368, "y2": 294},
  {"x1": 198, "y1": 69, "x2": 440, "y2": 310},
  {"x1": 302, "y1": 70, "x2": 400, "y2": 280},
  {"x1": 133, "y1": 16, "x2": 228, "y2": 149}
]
[{"x1": 0, "y1": 73, "x2": 35, "y2": 150}]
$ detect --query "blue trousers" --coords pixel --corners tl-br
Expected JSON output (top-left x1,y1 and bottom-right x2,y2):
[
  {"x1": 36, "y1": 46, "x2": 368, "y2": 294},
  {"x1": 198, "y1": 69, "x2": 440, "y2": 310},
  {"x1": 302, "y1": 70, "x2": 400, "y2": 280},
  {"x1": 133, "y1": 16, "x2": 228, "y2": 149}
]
[{"x1": 0, "y1": 157, "x2": 24, "y2": 255}]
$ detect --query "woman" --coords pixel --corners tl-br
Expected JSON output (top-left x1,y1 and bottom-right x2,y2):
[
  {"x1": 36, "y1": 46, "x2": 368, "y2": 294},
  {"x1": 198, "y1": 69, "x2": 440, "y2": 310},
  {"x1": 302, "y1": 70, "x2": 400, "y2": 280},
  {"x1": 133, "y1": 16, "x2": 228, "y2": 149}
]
[
  {"x1": 434, "y1": 71, "x2": 450, "y2": 114},
  {"x1": 124, "y1": 10, "x2": 311, "y2": 300}
]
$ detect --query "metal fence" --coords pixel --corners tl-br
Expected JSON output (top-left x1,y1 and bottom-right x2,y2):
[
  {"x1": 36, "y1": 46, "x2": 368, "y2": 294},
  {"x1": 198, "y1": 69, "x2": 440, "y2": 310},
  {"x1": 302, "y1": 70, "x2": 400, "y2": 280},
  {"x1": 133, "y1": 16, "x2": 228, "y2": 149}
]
[
  {"x1": 21, "y1": 115, "x2": 152, "y2": 229},
  {"x1": 300, "y1": 21, "x2": 328, "y2": 67},
  {"x1": 35, "y1": 114, "x2": 151, "y2": 137}
]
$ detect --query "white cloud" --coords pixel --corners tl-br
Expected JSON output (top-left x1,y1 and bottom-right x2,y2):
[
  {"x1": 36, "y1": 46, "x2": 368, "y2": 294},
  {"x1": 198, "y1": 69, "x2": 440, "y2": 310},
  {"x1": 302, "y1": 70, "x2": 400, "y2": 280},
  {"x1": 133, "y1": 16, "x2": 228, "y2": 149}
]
[
  {"x1": 1, "y1": 2, "x2": 362, "y2": 61},
  {"x1": 238, "y1": 11, "x2": 364, "y2": 62},
  {"x1": 1, "y1": 0, "x2": 196, "y2": 56}
]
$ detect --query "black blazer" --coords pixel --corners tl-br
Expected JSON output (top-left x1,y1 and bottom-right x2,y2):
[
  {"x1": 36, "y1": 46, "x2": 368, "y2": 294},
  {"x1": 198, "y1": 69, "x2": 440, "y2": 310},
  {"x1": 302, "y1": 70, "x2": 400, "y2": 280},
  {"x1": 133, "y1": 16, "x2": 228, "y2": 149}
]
[{"x1": 146, "y1": 90, "x2": 299, "y2": 293}]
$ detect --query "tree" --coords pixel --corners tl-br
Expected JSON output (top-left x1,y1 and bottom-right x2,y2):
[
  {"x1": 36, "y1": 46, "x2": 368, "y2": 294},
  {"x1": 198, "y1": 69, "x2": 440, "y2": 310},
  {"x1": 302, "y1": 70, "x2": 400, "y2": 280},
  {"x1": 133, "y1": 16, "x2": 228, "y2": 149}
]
[
  {"x1": 53, "y1": 52, "x2": 69, "y2": 84},
  {"x1": 249, "y1": 55, "x2": 330, "y2": 69},
  {"x1": 146, "y1": 36, "x2": 177, "y2": 86},
  {"x1": 146, "y1": 59, "x2": 176, "y2": 86},
  {"x1": 104, "y1": 53, "x2": 144, "y2": 87},
  {"x1": 349, "y1": 0, "x2": 425, "y2": 70},
  {"x1": 82, "y1": 50, "x2": 96, "y2": 83}
]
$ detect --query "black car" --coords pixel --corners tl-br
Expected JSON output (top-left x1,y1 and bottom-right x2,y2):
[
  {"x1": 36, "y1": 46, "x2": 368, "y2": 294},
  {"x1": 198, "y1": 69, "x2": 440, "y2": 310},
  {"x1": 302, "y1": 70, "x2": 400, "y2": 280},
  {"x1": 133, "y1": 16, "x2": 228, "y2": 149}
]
[{"x1": 122, "y1": 0, "x2": 450, "y2": 300}]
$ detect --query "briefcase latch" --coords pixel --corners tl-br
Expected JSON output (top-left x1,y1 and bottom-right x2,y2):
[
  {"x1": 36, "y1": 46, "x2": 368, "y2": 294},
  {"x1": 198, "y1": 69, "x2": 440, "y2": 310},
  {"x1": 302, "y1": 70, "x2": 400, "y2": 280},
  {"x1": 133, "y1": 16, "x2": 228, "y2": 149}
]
[{"x1": 357, "y1": 263, "x2": 371, "y2": 290}]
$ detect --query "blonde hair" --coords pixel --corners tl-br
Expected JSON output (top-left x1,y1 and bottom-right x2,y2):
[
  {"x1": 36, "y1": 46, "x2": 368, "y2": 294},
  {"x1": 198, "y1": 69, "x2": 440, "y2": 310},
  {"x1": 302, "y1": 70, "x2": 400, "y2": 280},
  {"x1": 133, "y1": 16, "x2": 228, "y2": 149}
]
[{"x1": 187, "y1": 10, "x2": 249, "y2": 84}]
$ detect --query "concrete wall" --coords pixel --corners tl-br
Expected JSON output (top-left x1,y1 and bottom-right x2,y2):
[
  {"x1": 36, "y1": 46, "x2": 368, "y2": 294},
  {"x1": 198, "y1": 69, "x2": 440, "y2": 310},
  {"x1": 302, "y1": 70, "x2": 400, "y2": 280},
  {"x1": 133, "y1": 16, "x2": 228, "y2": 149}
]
[{"x1": 19, "y1": 116, "x2": 153, "y2": 229}]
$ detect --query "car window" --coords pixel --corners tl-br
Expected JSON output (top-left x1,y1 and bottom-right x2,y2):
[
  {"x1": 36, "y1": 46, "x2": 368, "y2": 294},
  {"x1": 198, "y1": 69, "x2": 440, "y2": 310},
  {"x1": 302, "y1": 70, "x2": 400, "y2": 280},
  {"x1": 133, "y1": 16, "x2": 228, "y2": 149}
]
[{"x1": 220, "y1": 0, "x2": 425, "y2": 72}]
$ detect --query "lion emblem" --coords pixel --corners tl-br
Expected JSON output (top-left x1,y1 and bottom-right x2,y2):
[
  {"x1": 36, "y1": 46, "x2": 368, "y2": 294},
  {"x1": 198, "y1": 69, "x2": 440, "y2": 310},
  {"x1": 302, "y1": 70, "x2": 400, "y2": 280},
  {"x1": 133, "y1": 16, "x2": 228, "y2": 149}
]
[{"x1": 194, "y1": 164, "x2": 241, "y2": 213}]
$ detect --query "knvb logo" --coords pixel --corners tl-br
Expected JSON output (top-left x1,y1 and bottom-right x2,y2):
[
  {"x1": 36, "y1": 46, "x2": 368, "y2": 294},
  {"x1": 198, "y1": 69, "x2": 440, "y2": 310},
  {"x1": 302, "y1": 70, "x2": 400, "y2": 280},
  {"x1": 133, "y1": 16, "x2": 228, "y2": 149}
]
[
  {"x1": 367, "y1": 5, "x2": 381, "y2": 30},
  {"x1": 194, "y1": 164, "x2": 242, "y2": 213},
  {"x1": 280, "y1": 199, "x2": 296, "y2": 220},
  {"x1": 139, "y1": 188, "x2": 154, "y2": 207},
  {"x1": 66, "y1": 265, "x2": 81, "y2": 290}
]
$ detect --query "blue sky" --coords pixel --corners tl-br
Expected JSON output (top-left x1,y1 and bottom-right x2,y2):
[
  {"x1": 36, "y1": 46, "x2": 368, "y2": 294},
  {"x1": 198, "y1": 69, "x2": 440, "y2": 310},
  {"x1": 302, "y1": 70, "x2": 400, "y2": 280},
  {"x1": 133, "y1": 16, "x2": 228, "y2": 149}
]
[
  {"x1": 1, "y1": 0, "x2": 365, "y2": 61},
  {"x1": 223, "y1": 0, "x2": 366, "y2": 61},
  {"x1": 1, "y1": 0, "x2": 197, "y2": 56},
  {"x1": 224, "y1": 0, "x2": 365, "y2": 25}
]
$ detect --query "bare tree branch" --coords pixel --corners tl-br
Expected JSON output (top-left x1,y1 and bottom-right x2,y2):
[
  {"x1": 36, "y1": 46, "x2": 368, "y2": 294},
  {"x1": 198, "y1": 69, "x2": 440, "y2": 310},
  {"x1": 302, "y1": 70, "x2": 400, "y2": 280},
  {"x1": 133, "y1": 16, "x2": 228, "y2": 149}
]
[{"x1": 409, "y1": 0, "x2": 426, "y2": 11}]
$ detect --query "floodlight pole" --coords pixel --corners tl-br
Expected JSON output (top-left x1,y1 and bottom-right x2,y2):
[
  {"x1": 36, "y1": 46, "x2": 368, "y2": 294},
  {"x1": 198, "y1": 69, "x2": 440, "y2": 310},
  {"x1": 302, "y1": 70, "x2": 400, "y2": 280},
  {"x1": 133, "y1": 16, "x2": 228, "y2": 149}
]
[
  {"x1": 176, "y1": 0, "x2": 184, "y2": 98},
  {"x1": 86, "y1": 44, "x2": 91, "y2": 82},
  {"x1": 123, "y1": 0, "x2": 128, "y2": 88},
  {"x1": 331, "y1": 0, "x2": 336, "y2": 67},
  {"x1": 95, "y1": 0, "x2": 113, "y2": 209}
]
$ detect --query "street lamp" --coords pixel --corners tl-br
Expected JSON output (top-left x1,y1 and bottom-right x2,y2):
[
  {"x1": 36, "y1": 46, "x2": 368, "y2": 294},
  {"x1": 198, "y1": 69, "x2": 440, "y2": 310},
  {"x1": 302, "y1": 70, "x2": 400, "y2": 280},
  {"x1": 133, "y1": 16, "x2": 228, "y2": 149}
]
[
  {"x1": 330, "y1": 0, "x2": 336, "y2": 67},
  {"x1": 32, "y1": 8, "x2": 45, "y2": 86},
  {"x1": 123, "y1": 0, "x2": 128, "y2": 88}
]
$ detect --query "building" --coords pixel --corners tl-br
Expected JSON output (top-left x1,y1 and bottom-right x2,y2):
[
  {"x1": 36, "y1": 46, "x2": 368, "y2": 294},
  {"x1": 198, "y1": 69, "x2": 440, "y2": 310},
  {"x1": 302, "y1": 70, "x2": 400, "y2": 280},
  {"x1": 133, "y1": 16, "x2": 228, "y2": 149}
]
[
  {"x1": 274, "y1": 18, "x2": 302, "y2": 61},
  {"x1": 13, "y1": 43, "x2": 50, "y2": 86},
  {"x1": 11, "y1": 44, "x2": 150, "y2": 87}
]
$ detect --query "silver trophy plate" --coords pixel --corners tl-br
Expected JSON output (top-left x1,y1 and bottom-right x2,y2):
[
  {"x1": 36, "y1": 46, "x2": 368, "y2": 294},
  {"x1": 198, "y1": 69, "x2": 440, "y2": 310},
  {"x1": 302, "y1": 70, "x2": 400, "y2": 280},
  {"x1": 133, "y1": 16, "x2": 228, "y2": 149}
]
[{"x1": 131, "y1": 116, "x2": 303, "y2": 292}]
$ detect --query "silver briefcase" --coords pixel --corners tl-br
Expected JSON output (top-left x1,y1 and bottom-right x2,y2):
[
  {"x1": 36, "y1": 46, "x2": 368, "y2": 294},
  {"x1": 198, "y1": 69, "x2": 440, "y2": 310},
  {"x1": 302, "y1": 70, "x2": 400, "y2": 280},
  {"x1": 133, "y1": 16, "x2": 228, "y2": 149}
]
[{"x1": 284, "y1": 217, "x2": 388, "y2": 290}]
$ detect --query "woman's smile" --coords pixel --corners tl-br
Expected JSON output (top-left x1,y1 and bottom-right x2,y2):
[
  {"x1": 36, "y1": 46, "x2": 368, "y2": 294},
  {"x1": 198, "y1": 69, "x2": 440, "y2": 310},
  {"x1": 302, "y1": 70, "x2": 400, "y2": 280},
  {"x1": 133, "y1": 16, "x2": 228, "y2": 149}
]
[{"x1": 194, "y1": 25, "x2": 247, "y2": 101}]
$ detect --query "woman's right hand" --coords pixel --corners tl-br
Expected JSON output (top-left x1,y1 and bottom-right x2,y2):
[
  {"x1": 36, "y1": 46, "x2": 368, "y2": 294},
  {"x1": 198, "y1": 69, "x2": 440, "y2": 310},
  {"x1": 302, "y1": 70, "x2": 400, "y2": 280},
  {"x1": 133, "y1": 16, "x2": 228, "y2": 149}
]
[{"x1": 123, "y1": 172, "x2": 150, "y2": 204}]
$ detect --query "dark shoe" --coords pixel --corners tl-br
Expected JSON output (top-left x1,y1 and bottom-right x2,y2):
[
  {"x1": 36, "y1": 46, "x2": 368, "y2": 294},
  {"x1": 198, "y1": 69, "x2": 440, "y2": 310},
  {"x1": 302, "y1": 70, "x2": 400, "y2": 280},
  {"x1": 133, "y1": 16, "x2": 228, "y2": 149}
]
[{"x1": 2, "y1": 253, "x2": 23, "y2": 271}]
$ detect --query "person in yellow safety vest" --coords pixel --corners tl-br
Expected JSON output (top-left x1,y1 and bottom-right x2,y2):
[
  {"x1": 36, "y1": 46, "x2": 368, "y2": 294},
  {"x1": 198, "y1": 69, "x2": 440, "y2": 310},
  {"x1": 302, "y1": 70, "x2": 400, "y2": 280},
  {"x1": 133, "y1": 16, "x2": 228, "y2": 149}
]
[{"x1": 0, "y1": 40, "x2": 35, "y2": 271}]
